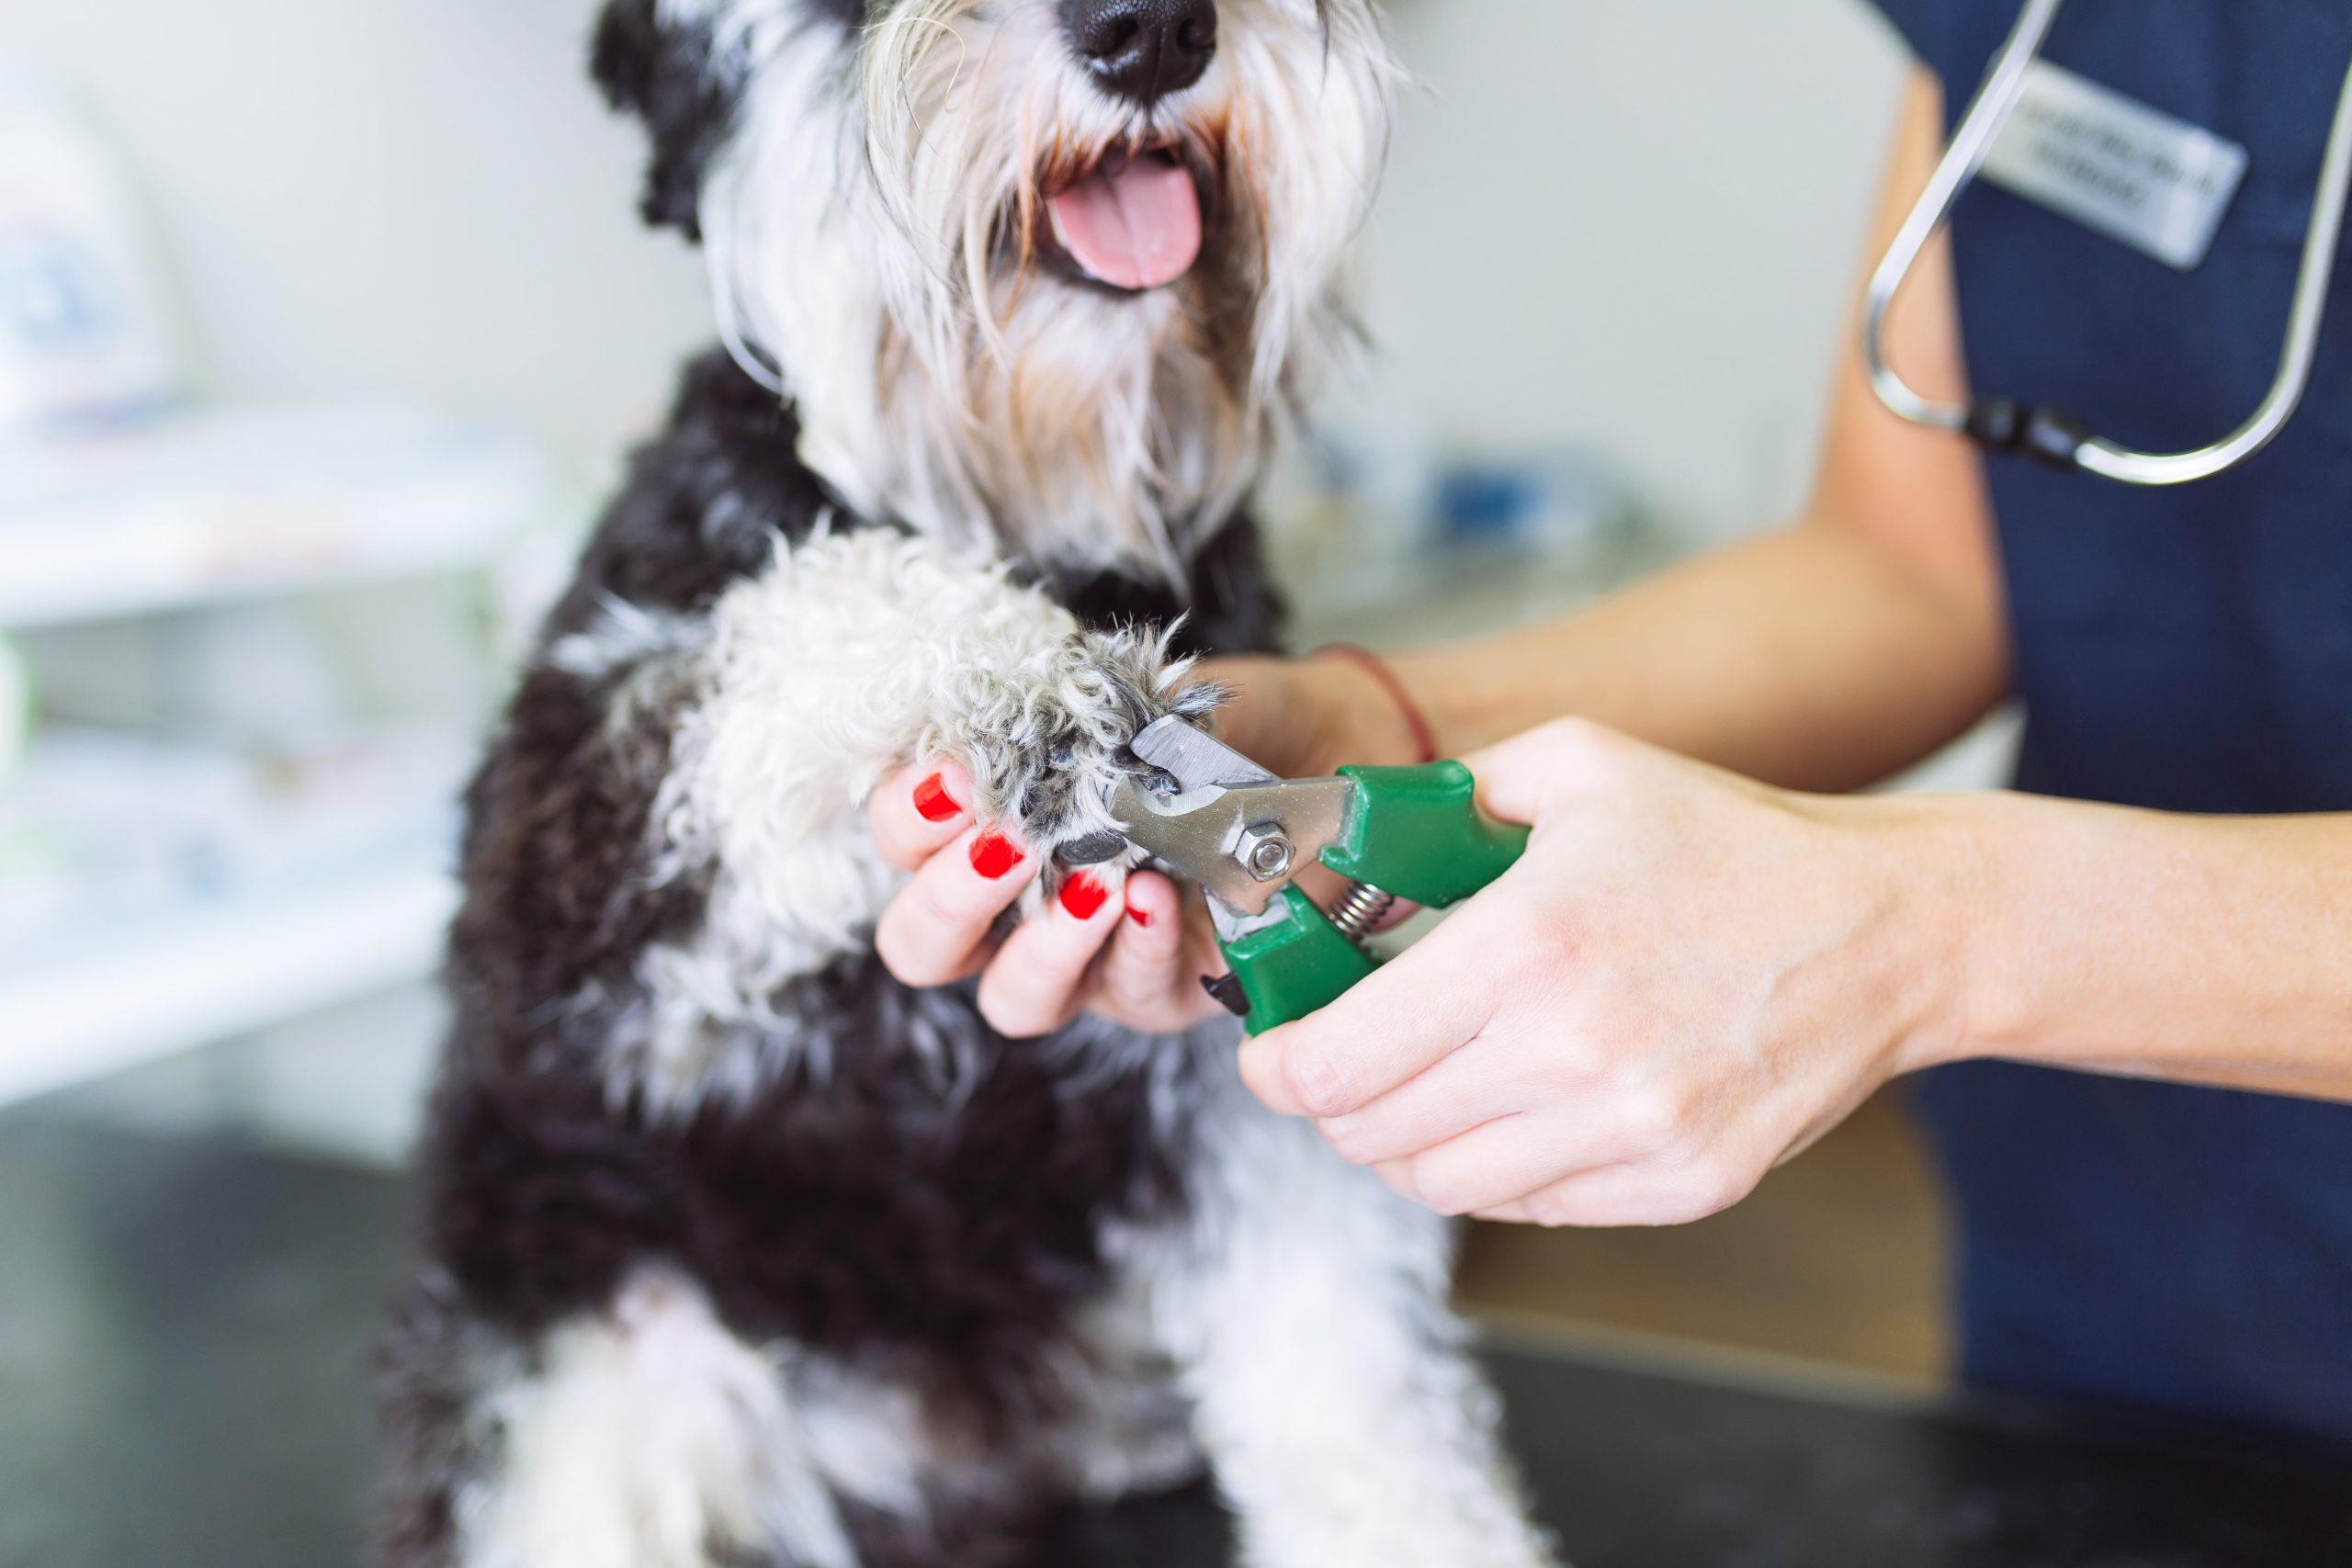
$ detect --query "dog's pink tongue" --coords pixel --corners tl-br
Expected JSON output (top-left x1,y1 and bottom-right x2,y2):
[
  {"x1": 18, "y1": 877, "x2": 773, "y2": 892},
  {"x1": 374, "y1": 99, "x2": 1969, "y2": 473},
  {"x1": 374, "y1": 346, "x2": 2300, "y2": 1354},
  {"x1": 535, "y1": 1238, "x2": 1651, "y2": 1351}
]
[{"x1": 1047, "y1": 158, "x2": 1202, "y2": 291}]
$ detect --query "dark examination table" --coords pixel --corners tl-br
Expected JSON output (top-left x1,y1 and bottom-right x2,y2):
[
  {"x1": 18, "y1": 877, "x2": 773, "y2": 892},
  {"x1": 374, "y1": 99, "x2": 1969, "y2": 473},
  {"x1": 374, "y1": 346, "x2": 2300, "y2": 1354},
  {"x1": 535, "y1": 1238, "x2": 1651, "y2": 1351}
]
[{"x1": 1, "y1": 1120, "x2": 2344, "y2": 1567}]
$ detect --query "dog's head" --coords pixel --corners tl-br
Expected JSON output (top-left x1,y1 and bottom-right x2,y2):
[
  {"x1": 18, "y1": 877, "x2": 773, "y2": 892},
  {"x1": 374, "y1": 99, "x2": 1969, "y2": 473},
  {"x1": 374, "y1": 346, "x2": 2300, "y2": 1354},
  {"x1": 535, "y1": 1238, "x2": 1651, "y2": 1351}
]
[{"x1": 594, "y1": 0, "x2": 1396, "y2": 575}]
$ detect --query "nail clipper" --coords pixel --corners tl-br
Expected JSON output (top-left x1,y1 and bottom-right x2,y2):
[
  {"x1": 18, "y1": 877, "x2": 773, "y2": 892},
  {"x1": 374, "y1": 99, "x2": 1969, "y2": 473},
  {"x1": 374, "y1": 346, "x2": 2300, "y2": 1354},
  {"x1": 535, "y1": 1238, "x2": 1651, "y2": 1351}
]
[{"x1": 1106, "y1": 717, "x2": 1530, "y2": 1034}]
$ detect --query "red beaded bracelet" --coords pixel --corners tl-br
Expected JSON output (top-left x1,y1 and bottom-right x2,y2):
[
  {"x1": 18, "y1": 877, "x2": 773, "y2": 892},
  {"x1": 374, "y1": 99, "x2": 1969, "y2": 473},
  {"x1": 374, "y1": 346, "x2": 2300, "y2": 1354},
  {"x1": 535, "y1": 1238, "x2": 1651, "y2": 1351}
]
[{"x1": 1315, "y1": 643, "x2": 1440, "y2": 766}]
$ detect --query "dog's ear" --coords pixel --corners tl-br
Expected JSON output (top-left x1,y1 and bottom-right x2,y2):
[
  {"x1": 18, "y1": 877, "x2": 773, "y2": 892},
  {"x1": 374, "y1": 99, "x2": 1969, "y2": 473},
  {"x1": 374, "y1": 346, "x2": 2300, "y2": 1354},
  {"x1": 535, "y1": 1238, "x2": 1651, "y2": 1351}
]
[{"x1": 591, "y1": 0, "x2": 744, "y2": 241}]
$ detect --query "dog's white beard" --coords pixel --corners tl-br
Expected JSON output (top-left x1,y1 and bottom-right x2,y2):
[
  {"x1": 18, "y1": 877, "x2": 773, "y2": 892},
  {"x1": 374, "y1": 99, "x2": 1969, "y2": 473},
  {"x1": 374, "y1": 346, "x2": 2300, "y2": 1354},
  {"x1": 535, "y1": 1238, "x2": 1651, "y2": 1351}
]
[{"x1": 696, "y1": 0, "x2": 1396, "y2": 579}]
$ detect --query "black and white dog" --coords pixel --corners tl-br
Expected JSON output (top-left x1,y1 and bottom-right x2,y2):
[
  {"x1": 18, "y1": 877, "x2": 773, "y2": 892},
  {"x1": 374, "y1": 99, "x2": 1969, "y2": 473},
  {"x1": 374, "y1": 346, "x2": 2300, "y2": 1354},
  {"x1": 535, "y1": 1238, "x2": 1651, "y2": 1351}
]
[{"x1": 379, "y1": 2, "x2": 1555, "y2": 1564}]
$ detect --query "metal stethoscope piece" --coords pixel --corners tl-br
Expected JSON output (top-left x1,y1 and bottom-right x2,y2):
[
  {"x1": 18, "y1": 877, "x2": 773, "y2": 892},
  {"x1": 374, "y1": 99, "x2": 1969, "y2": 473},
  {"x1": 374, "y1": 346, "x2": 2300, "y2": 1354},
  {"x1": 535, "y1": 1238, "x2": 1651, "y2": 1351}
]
[{"x1": 1864, "y1": 0, "x2": 2352, "y2": 486}]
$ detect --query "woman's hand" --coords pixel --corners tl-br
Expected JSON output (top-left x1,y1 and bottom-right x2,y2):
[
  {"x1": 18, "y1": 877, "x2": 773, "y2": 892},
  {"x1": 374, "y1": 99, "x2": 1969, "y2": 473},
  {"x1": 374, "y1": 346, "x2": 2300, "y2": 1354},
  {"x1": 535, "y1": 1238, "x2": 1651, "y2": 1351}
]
[
  {"x1": 866, "y1": 756, "x2": 1231, "y2": 1035},
  {"x1": 866, "y1": 653, "x2": 1430, "y2": 1037},
  {"x1": 1239, "y1": 717, "x2": 1967, "y2": 1228}
]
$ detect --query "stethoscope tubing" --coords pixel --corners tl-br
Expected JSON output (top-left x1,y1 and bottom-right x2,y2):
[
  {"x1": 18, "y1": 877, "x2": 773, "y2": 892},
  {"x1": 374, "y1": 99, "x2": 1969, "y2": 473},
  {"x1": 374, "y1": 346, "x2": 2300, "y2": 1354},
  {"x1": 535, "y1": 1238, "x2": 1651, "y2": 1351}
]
[{"x1": 1863, "y1": 0, "x2": 2352, "y2": 487}]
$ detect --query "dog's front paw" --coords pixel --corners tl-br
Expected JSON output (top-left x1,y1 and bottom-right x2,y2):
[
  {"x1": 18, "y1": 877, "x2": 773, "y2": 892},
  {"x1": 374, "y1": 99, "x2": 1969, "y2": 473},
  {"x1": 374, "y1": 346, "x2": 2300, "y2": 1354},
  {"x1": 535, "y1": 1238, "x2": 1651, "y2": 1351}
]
[{"x1": 941, "y1": 623, "x2": 1218, "y2": 877}]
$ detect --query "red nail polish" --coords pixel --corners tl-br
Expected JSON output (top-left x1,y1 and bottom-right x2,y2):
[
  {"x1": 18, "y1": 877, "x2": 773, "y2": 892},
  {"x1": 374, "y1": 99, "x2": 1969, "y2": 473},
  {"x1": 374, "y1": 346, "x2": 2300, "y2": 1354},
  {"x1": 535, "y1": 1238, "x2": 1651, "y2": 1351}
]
[
  {"x1": 1126, "y1": 900, "x2": 1154, "y2": 929},
  {"x1": 913, "y1": 773, "x2": 962, "y2": 823},
  {"x1": 969, "y1": 831, "x2": 1024, "y2": 880},
  {"x1": 1060, "y1": 873, "x2": 1110, "y2": 920}
]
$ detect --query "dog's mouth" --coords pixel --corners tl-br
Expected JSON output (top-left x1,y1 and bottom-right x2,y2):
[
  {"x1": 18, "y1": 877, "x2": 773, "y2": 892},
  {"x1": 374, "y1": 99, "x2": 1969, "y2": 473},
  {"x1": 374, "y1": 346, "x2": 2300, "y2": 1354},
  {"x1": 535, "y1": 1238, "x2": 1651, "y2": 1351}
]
[{"x1": 1039, "y1": 146, "x2": 1208, "y2": 294}]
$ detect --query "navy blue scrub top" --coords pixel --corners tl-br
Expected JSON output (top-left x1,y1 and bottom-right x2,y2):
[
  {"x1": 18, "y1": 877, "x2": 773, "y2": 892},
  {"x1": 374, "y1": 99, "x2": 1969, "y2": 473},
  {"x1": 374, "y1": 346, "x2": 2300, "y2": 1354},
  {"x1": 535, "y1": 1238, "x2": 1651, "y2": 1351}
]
[{"x1": 1863, "y1": 0, "x2": 2352, "y2": 1442}]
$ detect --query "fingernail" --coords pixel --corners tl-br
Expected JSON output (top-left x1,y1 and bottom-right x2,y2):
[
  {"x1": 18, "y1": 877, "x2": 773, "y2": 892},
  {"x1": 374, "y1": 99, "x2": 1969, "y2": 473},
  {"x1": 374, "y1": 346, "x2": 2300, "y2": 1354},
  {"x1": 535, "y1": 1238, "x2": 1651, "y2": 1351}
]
[
  {"x1": 913, "y1": 773, "x2": 962, "y2": 823},
  {"x1": 970, "y1": 832, "x2": 1024, "y2": 879},
  {"x1": 1060, "y1": 872, "x2": 1110, "y2": 920},
  {"x1": 1125, "y1": 899, "x2": 1154, "y2": 929}
]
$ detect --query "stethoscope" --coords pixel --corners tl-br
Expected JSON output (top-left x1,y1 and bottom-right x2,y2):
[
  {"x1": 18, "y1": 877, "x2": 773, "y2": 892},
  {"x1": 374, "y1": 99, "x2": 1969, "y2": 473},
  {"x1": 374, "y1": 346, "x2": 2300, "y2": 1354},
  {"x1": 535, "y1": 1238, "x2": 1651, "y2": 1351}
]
[{"x1": 1864, "y1": 0, "x2": 2352, "y2": 486}]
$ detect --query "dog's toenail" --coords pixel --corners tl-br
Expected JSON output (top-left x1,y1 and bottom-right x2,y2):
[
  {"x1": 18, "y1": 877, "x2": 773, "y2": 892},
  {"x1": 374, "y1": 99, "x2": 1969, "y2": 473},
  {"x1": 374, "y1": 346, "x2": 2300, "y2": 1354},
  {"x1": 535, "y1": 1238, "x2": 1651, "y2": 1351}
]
[{"x1": 1055, "y1": 830, "x2": 1128, "y2": 867}]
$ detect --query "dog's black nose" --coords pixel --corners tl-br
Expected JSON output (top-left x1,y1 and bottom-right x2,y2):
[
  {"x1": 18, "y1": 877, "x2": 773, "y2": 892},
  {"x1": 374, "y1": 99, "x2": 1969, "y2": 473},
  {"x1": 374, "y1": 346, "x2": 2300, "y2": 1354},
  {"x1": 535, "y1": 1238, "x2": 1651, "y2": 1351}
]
[{"x1": 1062, "y1": 0, "x2": 1217, "y2": 107}]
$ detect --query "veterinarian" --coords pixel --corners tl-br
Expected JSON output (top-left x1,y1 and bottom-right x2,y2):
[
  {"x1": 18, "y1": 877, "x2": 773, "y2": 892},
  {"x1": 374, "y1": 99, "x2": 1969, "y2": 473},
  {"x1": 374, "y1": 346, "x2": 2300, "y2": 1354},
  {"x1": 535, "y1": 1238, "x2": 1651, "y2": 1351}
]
[{"x1": 869, "y1": 1, "x2": 2352, "y2": 1444}]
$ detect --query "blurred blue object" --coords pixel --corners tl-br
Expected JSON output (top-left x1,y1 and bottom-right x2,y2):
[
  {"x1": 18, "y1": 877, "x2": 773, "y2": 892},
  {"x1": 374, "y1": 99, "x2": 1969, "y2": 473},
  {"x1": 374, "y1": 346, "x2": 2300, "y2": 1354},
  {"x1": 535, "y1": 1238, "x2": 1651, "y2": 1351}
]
[
  {"x1": 0, "y1": 85, "x2": 183, "y2": 441},
  {"x1": 1431, "y1": 451, "x2": 1631, "y2": 557},
  {"x1": 1434, "y1": 466, "x2": 1544, "y2": 546}
]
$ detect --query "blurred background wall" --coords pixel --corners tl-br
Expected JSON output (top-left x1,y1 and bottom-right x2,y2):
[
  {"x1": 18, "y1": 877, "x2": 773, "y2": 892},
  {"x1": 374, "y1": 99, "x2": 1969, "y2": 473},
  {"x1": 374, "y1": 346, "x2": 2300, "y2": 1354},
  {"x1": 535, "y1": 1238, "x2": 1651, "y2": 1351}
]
[
  {"x1": 0, "y1": 0, "x2": 712, "y2": 476},
  {"x1": 1360, "y1": 2, "x2": 1905, "y2": 543},
  {"x1": 2, "y1": 0, "x2": 1907, "y2": 515},
  {"x1": 2, "y1": 1, "x2": 1952, "y2": 1379}
]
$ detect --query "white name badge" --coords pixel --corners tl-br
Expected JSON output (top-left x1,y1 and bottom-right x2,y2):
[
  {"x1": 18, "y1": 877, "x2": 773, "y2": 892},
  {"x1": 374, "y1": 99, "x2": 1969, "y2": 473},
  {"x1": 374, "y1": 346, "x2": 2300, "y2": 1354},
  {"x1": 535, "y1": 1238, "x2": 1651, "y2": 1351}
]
[{"x1": 1978, "y1": 60, "x2": 2249, "y2": 271}]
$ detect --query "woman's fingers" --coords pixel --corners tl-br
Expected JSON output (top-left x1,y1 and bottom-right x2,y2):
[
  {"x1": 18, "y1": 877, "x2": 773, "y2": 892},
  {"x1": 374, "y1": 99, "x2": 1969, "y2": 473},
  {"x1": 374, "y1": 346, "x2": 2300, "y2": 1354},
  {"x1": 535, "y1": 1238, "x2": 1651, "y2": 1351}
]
[
  {"x1": 874, "y1": 822, "x2": 1039, "y2": 988},
  {"x1": 870, "y1": 762, "x2": 1223, "y2": 1034},
  {"x1": 1238, "y1": 907, "x2": 1503, "y2": 1119},
  {"x1": 1091, "y1": 872, "x2": 1220, "y2": 1030},
  {"x1": 1315, "y1": 1038, "x2": 1537, "y2": 1169},
  {"x1": 1496, "y1": 1156, "x2": 1752, "y2": 1230},
  {"x1": 976, "y1": 869, "x2": 1126, "y2": 1038},
  {"x1": 869, "y1": 760, "x2": 976, "y2": 872},
  {"x1": 1386, "y1": 1111, "x2": 1592, "y2": 1218}
]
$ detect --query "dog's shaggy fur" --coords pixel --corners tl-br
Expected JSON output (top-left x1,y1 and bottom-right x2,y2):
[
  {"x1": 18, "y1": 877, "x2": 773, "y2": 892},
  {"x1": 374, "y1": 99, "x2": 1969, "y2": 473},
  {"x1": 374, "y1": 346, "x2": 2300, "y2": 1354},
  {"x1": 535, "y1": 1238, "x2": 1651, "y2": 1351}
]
[{"x1": 377, "y1": 3, "x2": 1556, "y2": 1564}]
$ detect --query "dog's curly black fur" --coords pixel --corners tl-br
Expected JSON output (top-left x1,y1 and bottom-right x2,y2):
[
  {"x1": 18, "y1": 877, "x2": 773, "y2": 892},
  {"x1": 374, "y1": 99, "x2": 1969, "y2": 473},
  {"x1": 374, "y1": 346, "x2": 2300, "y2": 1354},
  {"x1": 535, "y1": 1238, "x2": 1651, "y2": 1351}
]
[
  {"x1": 379, "y1": 5, "x2": 1552, "y2": 1565},
  {"x1": 379, "y1": 344, "x2": 1279, "y2": 1564}
]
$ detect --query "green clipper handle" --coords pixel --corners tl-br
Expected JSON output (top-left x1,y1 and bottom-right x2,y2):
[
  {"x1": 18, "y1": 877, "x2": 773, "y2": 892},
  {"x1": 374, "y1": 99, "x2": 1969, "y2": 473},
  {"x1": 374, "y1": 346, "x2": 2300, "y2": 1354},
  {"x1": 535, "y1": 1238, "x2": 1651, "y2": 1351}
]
[{"x1": 1220, "y1": 761, "x2": 1531, "y2": 1034}]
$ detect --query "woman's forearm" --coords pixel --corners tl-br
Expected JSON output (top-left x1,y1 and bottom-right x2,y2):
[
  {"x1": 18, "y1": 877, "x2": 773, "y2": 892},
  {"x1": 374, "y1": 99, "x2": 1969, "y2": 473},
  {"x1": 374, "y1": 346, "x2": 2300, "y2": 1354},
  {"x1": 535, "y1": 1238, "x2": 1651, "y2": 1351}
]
[
  {"x1": 1333, "y1": 72, "x2": 2005, "y2": 795},
  {"x1": 1379, "y1": 518, "x2": 2008, "y2": 793},
  {"x1": 1239, "y1": 74, "x2": 2002, "y2": 794},
  {"x1": 1914, "y1": 794, "x2": 2352, "y2": 1101}
]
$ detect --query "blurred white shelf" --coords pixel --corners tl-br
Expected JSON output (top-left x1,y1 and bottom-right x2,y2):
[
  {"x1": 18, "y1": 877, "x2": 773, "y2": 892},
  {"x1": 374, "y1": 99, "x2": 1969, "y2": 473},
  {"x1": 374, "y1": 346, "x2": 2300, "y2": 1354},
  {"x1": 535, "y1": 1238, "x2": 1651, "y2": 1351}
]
[
  {"x1": 0, "y1": 403, "x2": 548, "y2": 629},
  {"x1": 0, "y1": 861, "x2": 457, "y2": 1107}
]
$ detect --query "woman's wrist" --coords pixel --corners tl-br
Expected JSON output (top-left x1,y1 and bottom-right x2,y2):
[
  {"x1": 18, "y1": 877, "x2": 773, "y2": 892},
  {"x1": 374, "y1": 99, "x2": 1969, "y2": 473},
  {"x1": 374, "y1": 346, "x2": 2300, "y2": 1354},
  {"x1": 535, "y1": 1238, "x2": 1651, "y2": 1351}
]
[
  {"x1": 1832, "y1": 789, "x2": 2005, "y2": 1078},
  {"x1": 1306, "y1": 648, "x2": 1437, "y2": 768},
  {"x1": 1315, "y1": 646, "x2": 1439, "y2": 763},
  {"x1": 1196, "y1": 653, "x2": 1423, "y2": 779},
  {"x1": 1210, "y1": 652, "x2": 1430, "y2": 777},
  {"x1": 1842, "y1": 788, "x2": 2352, "y2": 1100},
  {"x1": 1894, "y1": 787, "x2": 2202, "y2": 1076}
]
